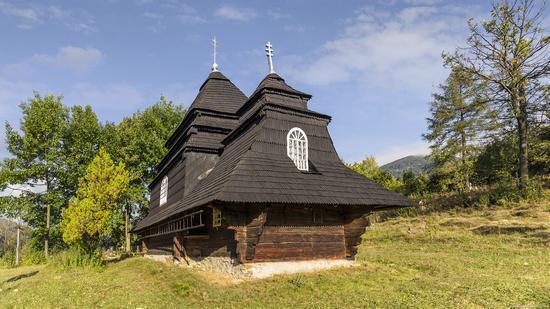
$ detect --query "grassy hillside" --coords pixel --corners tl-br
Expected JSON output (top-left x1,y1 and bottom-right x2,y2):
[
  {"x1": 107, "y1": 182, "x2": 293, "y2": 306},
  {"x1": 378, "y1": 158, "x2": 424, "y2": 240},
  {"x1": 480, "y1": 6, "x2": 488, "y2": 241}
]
[
  {"x1": 381, "y1": 155, "x2": 431, "y2": 178},
  {"x1": 1, "y1": 201, "x2": 549, "y2": 308}
]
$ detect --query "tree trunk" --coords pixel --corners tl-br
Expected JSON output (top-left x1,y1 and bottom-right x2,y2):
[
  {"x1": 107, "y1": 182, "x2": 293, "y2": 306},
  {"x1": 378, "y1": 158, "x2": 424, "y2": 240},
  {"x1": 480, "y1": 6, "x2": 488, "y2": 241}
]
[
  {"x1": 517, "y1": 89, "x2": 529, "y2": 196},
  {"x1": 125, "y1": 205, "x2": 130, "y2": 253},
  {"x1": 15, "y1": 225, "x2": 20, "y2": 266},
  {"x1": 460, "y1": 110, "x2": 469, "y2": 192},
  {"x1": 45, "y1": 203, "x2": 50, "y2": 258},
  {"x1": 517, "y1": 115, "x2": 529, "y2": 195}
]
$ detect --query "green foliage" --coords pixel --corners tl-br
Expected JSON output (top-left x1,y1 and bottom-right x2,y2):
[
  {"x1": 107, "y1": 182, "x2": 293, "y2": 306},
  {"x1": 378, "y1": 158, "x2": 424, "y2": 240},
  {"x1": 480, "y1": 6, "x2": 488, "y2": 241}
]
[
  {"x1": 0, "y1": 93, "x2": 69, "y2": 252},
  {"x1": 20, "y1": 243, "x2": 46, "y2": 266},
  {"x1": 0, "y1": 251, "x2": 16, "y2": 268},
  {"x1": 61, "y1": 105, "x2": 102, "y2": 201},
  {"x1": 402, "y1": 171, "x2": 428, "y2": 198},
  {"x1": 474, "y1": 135, "x2": 518, "y2": 185},
  {"x1": 347, "y1": 157, "x2": 403, "y2": 192},
  {"x1": 48, "y1": 247, "x2": 104, "y2": 269},
  {"x1": 424, "y1": 66, "x2": 486, "y2": 192},
  {"x1": 445, "y1": 0, "x2": 550, "y2": 193},
  {"x1": 0, "y1": 94, "x2": 106, "y2": 254},
  {"x1": 61, "y1": 148, "x2": 129, "y2": 252},
  {"x1": 0, "y1": 92, "x2": 183, "y2": 252},
  {"x1": 103, "y1": 96, "x2": 185, "y2": 220},
  {"x1": 530, "y1": 123, "x2": 550, "y2": 176}
]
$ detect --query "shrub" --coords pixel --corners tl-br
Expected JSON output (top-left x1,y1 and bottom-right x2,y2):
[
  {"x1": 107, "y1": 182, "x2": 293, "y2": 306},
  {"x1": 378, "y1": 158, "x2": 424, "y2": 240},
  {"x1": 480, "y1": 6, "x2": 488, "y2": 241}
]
[
  {"x1": 0, "y1": 251, "x2": 16, "y2": 268},
  {"x1": 20, "y1": 244, "x2": 46, "y2": 266},
  {"x1": 49, "y1": 247, "x2": 104, "y2": 269}
]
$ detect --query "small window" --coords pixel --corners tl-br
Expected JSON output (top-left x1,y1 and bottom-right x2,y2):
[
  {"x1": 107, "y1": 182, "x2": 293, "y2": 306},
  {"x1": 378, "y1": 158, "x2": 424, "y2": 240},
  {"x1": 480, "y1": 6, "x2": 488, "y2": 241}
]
[
  {"x1": 287, "y1": 127, "x2": 308, "y2": 171},
  {"x1": 212, "y1": 207, "x2": 222, "y2": 227},
  {"x1": 160, "y1": 176, "x2": 168, "y2": 206}
]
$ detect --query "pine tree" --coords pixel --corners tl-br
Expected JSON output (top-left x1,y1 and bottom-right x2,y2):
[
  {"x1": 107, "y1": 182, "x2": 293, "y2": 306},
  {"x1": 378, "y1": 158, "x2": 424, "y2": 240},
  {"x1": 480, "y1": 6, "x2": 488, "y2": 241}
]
[
  {"x1": 445, "y1": 0, "x2": 550, "y2": 194},
  {"x1": 424, "y1": 67, "x2": 487, "y2": 192}
]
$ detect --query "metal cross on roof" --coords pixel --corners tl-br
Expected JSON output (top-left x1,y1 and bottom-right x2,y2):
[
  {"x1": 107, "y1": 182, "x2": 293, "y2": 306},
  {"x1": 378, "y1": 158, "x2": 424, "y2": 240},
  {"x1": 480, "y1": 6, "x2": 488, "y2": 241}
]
[
  {"x1": 212, "y1": 37, "x2": 219, "y2": 72},
  {"x1": 265, "y1": 41, "x2": 275, "y2": 74}
]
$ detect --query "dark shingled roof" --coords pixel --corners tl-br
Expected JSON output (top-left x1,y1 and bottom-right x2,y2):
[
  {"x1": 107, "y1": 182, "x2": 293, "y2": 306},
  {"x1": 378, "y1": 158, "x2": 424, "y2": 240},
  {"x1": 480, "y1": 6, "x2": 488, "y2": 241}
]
[
  {"x1": 249, "y1": 73, "x2": 311, "y2": 101},
  {"x1": 190, "y1": 71, "x2": 248, "y2": 114},
  {"x1": 164, "y1": 71, "x2": 247, "y2": 151},
  {"x1": 134, "y1": 73, "x2": 415, "y2": 232}
]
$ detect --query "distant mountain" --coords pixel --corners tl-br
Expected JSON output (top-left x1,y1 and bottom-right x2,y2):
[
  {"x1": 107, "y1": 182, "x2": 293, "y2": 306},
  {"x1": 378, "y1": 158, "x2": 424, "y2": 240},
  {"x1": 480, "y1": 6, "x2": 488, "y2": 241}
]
[{"x1": 381, "y1": 155, "x2": 431, "y2": 178}]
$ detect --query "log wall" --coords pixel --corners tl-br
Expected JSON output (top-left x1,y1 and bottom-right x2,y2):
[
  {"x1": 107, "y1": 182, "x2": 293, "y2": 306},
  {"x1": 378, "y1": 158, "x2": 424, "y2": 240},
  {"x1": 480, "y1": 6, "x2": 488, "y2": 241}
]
[
  {"x1": 144, "y1": 203, "x2": 373, "y2": 263},
  {"x1": 253, "y1": 226, "x2": 346, "y2": 262}
]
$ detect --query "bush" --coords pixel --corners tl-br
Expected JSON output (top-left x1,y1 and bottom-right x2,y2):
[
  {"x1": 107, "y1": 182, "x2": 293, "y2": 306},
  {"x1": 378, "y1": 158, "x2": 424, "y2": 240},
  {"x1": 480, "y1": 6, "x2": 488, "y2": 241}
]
[
  {"x1": 20, "y1": 244, "x2": 46, "y2": 266},
  {"x1": 49, "y1": 247, "x2": 104, "y2": 269},
  {"x1": 0, "y1": 251, "x2": 16, "y2": 268}
]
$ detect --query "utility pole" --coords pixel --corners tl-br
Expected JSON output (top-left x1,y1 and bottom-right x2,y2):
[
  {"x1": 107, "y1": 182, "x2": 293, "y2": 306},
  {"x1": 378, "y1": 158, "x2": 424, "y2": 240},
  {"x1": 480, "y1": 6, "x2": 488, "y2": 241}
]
[
  {"x1": 45, "y1": 202, "x2": 50, "y2": 258},
  {"x1": 15, "y1": 224, "x2": 20, "y2": 266},
  {"x1": 125, "y1": 204, "x2": 130, "y2": 253}
]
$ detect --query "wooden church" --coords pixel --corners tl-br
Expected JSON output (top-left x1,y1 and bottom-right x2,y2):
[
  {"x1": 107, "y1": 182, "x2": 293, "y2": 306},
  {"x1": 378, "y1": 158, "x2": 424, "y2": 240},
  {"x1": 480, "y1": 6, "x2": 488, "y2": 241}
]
[{"x1": 133, "y1": 41, "x2": 414, "y2": 263}]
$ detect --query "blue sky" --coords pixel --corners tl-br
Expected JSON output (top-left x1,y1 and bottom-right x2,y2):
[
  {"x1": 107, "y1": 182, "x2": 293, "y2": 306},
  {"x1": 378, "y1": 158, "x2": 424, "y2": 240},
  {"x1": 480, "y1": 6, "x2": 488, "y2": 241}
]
[{"x1": 0, "y1": 0, "x2": 494, "y2": 164}]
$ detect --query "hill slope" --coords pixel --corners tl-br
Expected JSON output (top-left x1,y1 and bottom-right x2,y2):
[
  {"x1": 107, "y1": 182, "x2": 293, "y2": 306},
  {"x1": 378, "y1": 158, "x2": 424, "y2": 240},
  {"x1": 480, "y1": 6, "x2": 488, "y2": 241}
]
[
  {"x1": 1, "y1": 202, "x2": 549, "y2": 308},
  {"x1": 381, "y1": 155, "x2": 431, "y2": 177}
]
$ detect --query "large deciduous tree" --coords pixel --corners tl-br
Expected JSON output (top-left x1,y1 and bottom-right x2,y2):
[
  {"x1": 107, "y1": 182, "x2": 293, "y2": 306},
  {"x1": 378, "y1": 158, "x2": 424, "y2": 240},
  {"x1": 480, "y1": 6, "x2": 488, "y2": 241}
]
[
  {"x1": 103, "y1": 96, "x2": 185, "y2": 251},
  {"x1": 61, "y1": 105, "x2": 102, "y2": 203},
  {"x1": 0, "y1": 93, "x2": 69, "y2": 257},
  {"x1": 446, "y1": 0, "x2": 550, "y2": 194}
]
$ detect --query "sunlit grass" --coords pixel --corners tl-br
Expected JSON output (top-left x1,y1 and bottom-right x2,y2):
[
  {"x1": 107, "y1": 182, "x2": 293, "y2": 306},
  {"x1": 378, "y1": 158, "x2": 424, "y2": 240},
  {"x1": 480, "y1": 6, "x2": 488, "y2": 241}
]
[{"x1": 1, "y1": 201, "x2": 549, "y2": 308}]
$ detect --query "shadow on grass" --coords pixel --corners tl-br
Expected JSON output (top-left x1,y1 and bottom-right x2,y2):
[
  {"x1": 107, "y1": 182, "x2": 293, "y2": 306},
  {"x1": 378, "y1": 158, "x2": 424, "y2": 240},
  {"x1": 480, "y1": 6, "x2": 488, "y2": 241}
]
[
  {"x1": 104, "y1": 252, "x2": 142, "y2": 264},
  {"x1": 5, "y1": 271, "x2": 39, "y2": 283},
  {"x1": 472, "y1": 225, "x2": 544, "y2": 235}
]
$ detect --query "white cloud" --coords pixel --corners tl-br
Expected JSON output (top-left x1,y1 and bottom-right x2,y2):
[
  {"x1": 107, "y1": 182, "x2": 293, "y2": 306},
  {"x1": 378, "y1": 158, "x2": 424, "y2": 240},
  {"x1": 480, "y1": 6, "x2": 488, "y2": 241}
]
[
  {"x1": 214, "y1": 5, "x2": 256, "y2": 21},
  {"x1": 0, "y1": 2, "x2": 95, "y2": 32},
  {"x1": 3, "y1": 46, "x2": 104, "y2": 75},
  {"x1": 175, "y1": 3, "x2": 206, "y2": 24},
  {"x1": 47, "y1": 6, "x2": 96, "y2": 33},
  {"x1": 286, "y1": 5, "x2": 474, "y2": 88},
  {"x1": 0, "y1": 1, "x2": 40, "y2": 22},
  {"x1": 37, "y1": 46, "x2": 103, "y2": 72}
]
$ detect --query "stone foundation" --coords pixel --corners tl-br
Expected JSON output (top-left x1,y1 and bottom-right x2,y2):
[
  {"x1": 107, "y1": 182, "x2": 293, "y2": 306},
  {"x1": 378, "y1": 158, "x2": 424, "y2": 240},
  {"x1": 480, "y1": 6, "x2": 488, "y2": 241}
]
[
  {"x1": 145, "y1": 254, "x2": 355, "y2": 279},
  {"x1": 244, "y1": 259, "x2": 355, "y2": 279}
]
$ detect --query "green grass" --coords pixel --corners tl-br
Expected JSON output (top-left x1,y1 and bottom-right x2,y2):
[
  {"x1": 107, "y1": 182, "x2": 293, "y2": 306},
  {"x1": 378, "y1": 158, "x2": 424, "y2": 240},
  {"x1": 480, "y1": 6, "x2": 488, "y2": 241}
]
[{"x1": 2, "y1": 202, "x2": 550, "y2": 308}]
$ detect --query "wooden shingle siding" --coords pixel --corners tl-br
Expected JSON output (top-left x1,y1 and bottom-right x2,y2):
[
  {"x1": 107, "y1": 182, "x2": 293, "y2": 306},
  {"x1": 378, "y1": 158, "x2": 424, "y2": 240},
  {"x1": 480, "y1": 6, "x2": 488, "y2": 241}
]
[
  {"x1": 135, "y1": 70, "x2": 413, "y2": 263},
  {"x1": 149, "y1": 161, "x2": 185, "y2": 211},
  {"x1": 136, "y1": 73, "x2": 414, "y2": 231}
]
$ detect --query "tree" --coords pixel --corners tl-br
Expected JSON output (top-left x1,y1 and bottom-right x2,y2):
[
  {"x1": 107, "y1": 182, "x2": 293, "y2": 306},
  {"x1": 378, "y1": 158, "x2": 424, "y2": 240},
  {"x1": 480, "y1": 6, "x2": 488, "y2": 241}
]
[
  {"x1": 347, "y1": 157, "x2": 403, "y2": 192},
  {"x1": 402, "y1": 171, "x2": 429, "y2": 198},
  {"x1": 424, "y1": 67, "x2": 487, "y2": 192},
  {"x1": 446, "y1": 0, "x2": 550, "y2": 194},
  {"x1": 0, "y1": 93, "x2": 69, "y2": 257},
  {"x1": 103, "y1": 96, "x2": 185, "y2": 251},
  {"x1": 61, "y1": 148, "x2": 129, "y2": 252},
  {"x1": 61, "y1": 105, "x2": 102, "y2": 201},
  {"x1": 474, "y1": 135, "x2": 518, "y2": 185}
]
